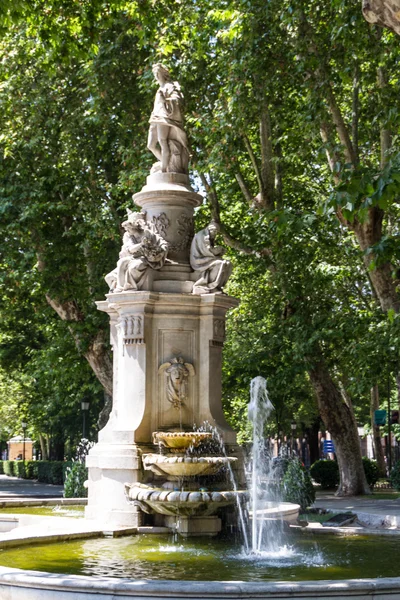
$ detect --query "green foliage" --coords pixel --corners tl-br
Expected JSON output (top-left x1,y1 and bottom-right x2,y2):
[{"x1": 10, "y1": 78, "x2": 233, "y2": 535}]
[
  {"x1": 64, "y1": 439, "x2": 92, "y2": 497},
  {"x1": 1, "y1": 460, "x2": 69, "y2": 483},
  {"x1": 362, "y1": 457, "x2": 380, "y2": 488},
  {"x1": 390, "y1": 461, "x2": 400, "y2": 491},
  {"x1": 310, "y1": 459, "x2": 340, "y2": 489},
  {"x1": 24, "y1": 461, "x2": 39, "y2": 480},
  {"x1": 3, "y1": 460, "x2": 14, "y2": 477},
  {"x1": 14, "y1": 461, "x2": 26, "y2": 478},
  {"x1": 36, "y1": 461, "x2": 66, "y2": 485},
  {"x1": 282, "y1": 459, "x2": 315, "y2": 511},
  {"x1": 0, "y1": 461, "x2": 3, "y2": 474},
  {"x1": 64, "y1": 463, "x2": 88, "y2": 498}
]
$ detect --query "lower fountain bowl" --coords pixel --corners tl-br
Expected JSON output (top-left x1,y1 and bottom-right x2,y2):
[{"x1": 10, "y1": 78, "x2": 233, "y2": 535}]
[{"x1": 126, "y1": 482, "x2": 249, "y2": 517}]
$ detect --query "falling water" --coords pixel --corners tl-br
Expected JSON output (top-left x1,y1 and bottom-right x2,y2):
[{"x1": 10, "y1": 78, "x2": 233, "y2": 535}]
[{"x1": 247, "y1": 376, "x2": 275, "y2": 554}]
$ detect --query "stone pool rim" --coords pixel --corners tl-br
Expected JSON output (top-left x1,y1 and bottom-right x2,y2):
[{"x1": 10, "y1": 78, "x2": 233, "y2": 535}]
[{"x1": 1, "y1": 567, "x2": 400, "y2": 599}]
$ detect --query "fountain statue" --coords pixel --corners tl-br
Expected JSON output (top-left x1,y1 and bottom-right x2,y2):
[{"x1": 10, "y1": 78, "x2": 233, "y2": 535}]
[
  {"x1": 190, "y1": 221, "x2": 233, "y2": 295},
  {"x1": 85, "y1": 63, "x2": 241, "y2": 535}
]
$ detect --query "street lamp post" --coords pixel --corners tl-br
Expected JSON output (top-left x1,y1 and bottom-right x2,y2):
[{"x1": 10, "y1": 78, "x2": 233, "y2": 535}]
[
  {"x1": 21, "y1": 422, "x2": 27, "y2": 461},
  {"x1": 291, "y1": 421, "x2": 297, "y2": 455},
  {"x1": 81, "y1": 401, "x2": 90, "y2": 439}
]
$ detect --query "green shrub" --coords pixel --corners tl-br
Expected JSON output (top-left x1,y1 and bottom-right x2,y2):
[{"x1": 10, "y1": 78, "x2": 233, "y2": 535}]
[
  {"x1": 37, "y1": 461, "x2": 65, "y2": 485},
  {"x1": 282, "y1": 458, "x2": 315, "y2": 511},
  {"x1": 3, "y1": 460, "x2": 14, "y2": 476},
  {"x1": 362, "y1": 457, "x2": 380, "y2": 488},
  {"x1": 0, "y1": 461, "x2": 3, "y2": 474},
  {"x1": 390, "y1": 460, "x2": 400, "y2": 491},
  {"x1": 64, "y1": 463, "x2": 88, "y2": 498},
  {"x1": 310, "y1": 459, "x2": 339, "y2": 489},
  {"x1": 63, "y1": 439, "x2": 93, "y2": 498},
  {"x1": 14, "y1": 461, "x2": 26, "y2": 478},
  {"x1": 24, "y1": 461, "x2": 39, "y2": 479}
]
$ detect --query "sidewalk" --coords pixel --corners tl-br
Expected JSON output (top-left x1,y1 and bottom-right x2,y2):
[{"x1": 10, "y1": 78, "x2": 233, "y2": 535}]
[
  {"x1": 0, "y1": 475, "x2": 63, "y2": 498},
  {"x1": 315, "y1": 490, "x2": 400, "y2": 528}
]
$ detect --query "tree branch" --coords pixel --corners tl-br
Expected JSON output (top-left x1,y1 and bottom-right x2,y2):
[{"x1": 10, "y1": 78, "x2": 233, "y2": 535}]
[
  {"x1": 326, "y1": 84, "x2": 357, "y2": 167},
  {"x1": 243, "y1": 133, "x2": 264, "y2": 198},
  {"x1": 235, "y1": 170, "x2": 253, "y2": 204},
  {"x1": 260, "y1": 102, "x2": 275, "y2": 209},
  {"x1": 352, "y1": 62, "x2": 360, "y2": 166},
  {"x1": 320, "y1": 121, "x2": 340, "y2": 184},
  {"x1": 198, "y1": 171, "x2": 272, "y2": 259},
  {"x1": 377, "y1": 66, "x2": 392, "y2": 168}
]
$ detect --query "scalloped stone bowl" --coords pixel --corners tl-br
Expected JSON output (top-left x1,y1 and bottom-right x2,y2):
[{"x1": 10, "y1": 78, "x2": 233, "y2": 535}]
[
  {"x1": 152, "y1": 431, "x2": 212, "y2": 452},
  {"x1": 142, "y1": 454, "x2": 237, "y2": 478},
  {"x1": 125, "y1": 482, "x2": 248, "y2": 517}
]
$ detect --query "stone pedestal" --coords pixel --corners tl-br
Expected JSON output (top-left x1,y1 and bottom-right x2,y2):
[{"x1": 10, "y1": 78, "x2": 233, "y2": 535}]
[
  {"x1": 85, "y1": 291, "x2": 240, "y2": 526},
  {"x1": 85, "y1": 172, "x2": 241, "y2": 529},
  {"x1": 133, "y1": 172, "x2": 201, "y2": 267}
]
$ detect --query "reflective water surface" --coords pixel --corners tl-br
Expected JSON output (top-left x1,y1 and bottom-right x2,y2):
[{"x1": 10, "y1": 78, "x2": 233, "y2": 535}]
[{"x1": 0, "y1": 532, "x2": 398, "y2": 581}]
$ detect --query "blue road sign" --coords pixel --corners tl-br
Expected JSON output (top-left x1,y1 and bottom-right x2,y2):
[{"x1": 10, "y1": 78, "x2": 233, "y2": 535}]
[{"x1": 323, "y1": 440, "x2": 335, "y2": 453}]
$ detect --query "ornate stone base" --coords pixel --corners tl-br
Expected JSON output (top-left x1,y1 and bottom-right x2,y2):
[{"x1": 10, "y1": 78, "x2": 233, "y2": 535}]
[
  {"x1": 163, "y1": 515, "x2": 222, "y2": 537},
  {"x1": 85, "y1": 291, "x2": 242, "y2": 527}
]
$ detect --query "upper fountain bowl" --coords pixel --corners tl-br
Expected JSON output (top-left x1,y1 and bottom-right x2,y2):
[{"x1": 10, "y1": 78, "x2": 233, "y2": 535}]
[{"x1": 152, "y1": 431, "x2": 212, "y2": 452}]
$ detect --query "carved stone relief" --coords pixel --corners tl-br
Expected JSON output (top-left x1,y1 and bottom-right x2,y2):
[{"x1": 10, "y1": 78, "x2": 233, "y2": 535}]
[
  {"x1": 151, "y1": 212, "x2": 194, "y2": 253},
  {"x1": 152, "y1": 213, "x2": 170, "y2": 238},
  {"x1": 213, "y1": 319, "x2": 226, "y2": 341},
  {"x1": 158, "y1": 357, "x2": 195, "y2": 409},
  {"x1": 169, "y1": 214, "x2": 194, "y2": 252},
  {"x1": 116, "y1": 315, "x2": 145, "y2": 345}
]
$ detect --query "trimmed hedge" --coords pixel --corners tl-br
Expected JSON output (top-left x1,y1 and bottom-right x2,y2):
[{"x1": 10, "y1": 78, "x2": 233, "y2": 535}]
[
  {"x1": 362, "y1": 457, "x2": 380, "y2": 488},
  {"x1": 310, "y1": 459, "x2": 339, "y2": 488},
  {"x1": 3, "y1": 460, "x2": 15, "y2": 477},
  {"x1": 390, "y1": 460, "x2": 400, "y2": 490},
  {"x1": 310, "y1": 457, "x2": 381, "y2": 489},
  {"x1": 0, "y1": 460, "x2": 71, "y2": 485}
]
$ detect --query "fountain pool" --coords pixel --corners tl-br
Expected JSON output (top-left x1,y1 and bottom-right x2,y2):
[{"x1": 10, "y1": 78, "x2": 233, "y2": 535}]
[
  {"x1": 0, "y1": 531, "x2": 399, "y2": 581},
  {"x1": 1, "y1": 531, "x2": 400, "y2": 599}
]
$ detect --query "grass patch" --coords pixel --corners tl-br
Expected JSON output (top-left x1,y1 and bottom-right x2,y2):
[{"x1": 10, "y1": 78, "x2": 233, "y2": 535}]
[
  {"x1": 367, "y1": 491, "x2": 400, "y2": 499},
  {"x1": 299, "y1": 510, "x2": 341, "y2": 523}
]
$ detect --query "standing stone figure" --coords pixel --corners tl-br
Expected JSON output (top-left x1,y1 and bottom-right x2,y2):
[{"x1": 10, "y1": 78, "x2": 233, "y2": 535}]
[
  {"x1": 147, "y1": 63, "x2": 190, "y2": 174},
  {"x1": 190, "y1": 222, "x2": 232, "y2": 295},
  {"x1": 158, "y1": 357, "x2": 195, "y2": 409},
  {"x1": 105, "y1": 211, "x2": 168, "y2": 292}
]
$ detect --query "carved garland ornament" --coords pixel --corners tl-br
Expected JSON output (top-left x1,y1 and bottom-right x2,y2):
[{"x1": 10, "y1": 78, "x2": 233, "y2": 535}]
[{"x1": 152, "y1": 212, "x2": 194, "y2": 253}]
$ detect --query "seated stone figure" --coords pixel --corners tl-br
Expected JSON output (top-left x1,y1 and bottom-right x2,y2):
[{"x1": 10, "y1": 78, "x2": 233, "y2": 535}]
[
  {"x1": 105, "y1": 211, "x2": 168, "y2": 292},
  {"x1": 190, "y1": 221, "x2": 232, "y2": 295}
]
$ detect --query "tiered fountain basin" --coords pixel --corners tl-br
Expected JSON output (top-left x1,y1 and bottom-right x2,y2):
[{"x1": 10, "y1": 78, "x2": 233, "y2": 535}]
[
  {"x1": 142, "y1": 454, "x2": 236, "y2": 478},
  {"x1": 126, "y1": 482, "x2": 247, "y2": 517},
  {"x1": 152, "y1": 431, "x2": 212, "y2": 451}
]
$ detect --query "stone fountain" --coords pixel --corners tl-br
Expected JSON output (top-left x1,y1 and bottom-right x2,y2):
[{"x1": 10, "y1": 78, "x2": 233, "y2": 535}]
[{"x1": 85, "y1": 62, "x2": 243, "y2": 535}]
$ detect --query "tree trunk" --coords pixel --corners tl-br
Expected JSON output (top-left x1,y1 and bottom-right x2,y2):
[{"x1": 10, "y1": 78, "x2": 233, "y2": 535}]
[
  {"x1": 309, "y1": 358, "x2": 370, "y2": 495},
  {"x1": 82, "y1": 331, "x2": 113, "y2": 398},
  {"x1": 353, "y1": 209, "x2": 400, "y2": 313},
  {"x1": 362, "y1": 0, "x2": 400, "y2": 35},
  {"x1": 39, "y1": 433, "x2": 48, "y2": 461},
  {"x1": 304, "y1": 418, "x2": 321, "y2": 465},
  {"x1": 370, "y1": 384, "x2": 387, "y2": 477}
]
